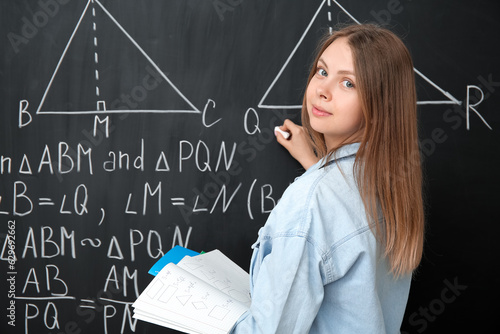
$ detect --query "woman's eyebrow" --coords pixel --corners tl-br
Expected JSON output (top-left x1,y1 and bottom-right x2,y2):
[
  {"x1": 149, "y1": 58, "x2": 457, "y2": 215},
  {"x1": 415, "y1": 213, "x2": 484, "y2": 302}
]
[
  {"x1": 317, "y1": 58, "x2": 328, "y2": 69},
  {"x1": 318, "y1": 58, "x2": 355, "y2": 76},
  {"x1": 337, "y1": 70, "x2": 355, "y2": 76}
]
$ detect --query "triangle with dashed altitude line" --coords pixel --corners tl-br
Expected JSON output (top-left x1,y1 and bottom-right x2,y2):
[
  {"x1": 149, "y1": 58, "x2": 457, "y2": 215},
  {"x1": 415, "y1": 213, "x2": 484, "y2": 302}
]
[
  {"x1": 258, "y1": 0, "x2": 460, "y2": 109},
  {"x1": 37, "y1": 0, "x2": 200, "y2": 115}
]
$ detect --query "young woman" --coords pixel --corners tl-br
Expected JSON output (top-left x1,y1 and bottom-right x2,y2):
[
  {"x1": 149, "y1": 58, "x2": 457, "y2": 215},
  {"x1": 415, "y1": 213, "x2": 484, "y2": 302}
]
[{"x1": 231, "y1": 24, "x2": 425, "y2": 333}]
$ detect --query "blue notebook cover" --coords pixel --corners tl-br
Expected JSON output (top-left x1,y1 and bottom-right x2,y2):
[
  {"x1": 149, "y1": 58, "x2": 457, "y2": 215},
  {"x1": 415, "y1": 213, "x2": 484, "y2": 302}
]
[{"x1": 148, "y1": 245, "x2": 200, "y2": 276}]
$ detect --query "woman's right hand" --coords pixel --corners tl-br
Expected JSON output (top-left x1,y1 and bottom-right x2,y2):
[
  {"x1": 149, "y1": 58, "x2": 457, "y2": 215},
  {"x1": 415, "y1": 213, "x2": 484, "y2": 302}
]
[{"x1": 275, "y1": 119, "x2": 319, "y2": 170}]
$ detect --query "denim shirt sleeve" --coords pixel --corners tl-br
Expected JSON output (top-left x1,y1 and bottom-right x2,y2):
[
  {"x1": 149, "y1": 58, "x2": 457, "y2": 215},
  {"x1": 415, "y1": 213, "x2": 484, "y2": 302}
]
[
  {"x1": 230, "y1": 144, "x2": 358, "y2": 334},
  {"x1": 231, "y1": 235, "x2": 325, "y2": 333},
  {"x1": 230, "y1": 170, "x2": 341, "y2": 332}
]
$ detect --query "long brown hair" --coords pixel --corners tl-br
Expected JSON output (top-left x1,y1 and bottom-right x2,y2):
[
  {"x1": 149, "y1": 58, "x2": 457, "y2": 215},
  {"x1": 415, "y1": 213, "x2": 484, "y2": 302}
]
[{"x1": 302, "y1": 24, "x2": 424, "y2": 277}]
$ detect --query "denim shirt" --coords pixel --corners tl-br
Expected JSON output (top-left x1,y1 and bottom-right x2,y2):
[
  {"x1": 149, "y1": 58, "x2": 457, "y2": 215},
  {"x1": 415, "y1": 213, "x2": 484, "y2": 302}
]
[{"x1": 231, "y1": 143, "x2": 411, "y2": 334}]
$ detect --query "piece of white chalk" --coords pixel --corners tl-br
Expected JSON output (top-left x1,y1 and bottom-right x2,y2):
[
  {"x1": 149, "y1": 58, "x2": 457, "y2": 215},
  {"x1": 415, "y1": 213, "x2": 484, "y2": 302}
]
[{"x1": 274, "y1": 126, "x2": 290, "y2": 139}]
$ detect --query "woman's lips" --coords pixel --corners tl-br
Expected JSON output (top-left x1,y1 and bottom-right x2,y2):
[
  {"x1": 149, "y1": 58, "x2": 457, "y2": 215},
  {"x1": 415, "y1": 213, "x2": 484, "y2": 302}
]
[{"x1": 311, "y1": 106, "x2": 332, "y2": 117}]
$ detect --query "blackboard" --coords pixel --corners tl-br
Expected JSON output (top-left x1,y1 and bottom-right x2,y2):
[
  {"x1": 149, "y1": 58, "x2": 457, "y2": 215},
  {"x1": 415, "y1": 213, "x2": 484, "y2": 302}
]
[{"x1": 1, "y1": 0, "x2": 499, "y2": 333}]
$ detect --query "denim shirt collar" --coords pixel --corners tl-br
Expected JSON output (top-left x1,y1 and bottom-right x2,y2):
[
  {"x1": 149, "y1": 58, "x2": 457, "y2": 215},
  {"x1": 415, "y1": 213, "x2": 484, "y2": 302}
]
[{"x1": 301, "y1": 142, "x2": 360, "y2": 178}]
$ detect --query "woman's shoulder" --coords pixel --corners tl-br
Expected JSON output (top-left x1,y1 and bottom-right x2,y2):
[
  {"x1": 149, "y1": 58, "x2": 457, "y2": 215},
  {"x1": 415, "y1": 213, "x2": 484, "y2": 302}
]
[
  {"x1": 264, "y1": 145, "x2": 368, "y2": 242},
  {"x1": 289, "y1": 144, "x2": 360, "y2": 202}
]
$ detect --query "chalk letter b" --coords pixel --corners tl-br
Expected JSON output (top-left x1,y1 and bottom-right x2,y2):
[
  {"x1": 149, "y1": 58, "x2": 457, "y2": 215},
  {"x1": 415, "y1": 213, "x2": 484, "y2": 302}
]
[{"x1": 19, "y1": 100, "x2": 32, "y2": 128}]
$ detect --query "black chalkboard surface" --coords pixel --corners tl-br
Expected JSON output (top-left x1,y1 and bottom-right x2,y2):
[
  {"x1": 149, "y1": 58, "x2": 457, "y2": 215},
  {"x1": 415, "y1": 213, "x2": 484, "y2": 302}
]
[{"x1": 1, "y1": 1, "x2": 499, "y2": 333}]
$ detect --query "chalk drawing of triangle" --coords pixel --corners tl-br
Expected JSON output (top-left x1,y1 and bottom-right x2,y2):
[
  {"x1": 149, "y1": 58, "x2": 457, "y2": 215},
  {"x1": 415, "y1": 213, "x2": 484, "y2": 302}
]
[
  {"x1": 258, "y1": 0, "x2": 461, "y2": 109},
  {"x1": 36, "y1": 0, "x2": 200, "y2": 115},
  {"x1": 176, "y1": 294, "x2": 192, "y2": 306}
]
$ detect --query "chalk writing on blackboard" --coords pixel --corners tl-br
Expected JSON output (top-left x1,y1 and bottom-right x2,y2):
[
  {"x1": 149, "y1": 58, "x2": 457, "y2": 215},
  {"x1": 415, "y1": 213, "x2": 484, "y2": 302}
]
[
  {"x1": 30, "y1": 0, "x2": 201, "y2": 116},
  {"x1": 258, "y1": 0, "x2": 492, "y2": 130}
]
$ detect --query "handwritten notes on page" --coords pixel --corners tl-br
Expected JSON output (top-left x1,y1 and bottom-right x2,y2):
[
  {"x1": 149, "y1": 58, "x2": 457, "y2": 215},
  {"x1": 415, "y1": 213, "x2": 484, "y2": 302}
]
[{"x1": 133, "y1": 250, "x2": 250, "y2": 334}]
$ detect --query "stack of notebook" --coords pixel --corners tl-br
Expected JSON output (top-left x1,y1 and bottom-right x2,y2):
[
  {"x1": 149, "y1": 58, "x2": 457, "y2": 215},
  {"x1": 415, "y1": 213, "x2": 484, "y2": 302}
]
[{"x1": 133, "y1": 247, "x2": 251, "y2": 334}]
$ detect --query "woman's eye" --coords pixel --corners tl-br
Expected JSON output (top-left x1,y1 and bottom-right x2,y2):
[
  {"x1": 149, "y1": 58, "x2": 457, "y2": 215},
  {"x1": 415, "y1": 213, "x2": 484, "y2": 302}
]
[
  {"x1": 317, "y1": 68, "x2": 327, "y2": 77},
  {"x1": 341, "y1": 80, "x2": 354, "y2": 89}
]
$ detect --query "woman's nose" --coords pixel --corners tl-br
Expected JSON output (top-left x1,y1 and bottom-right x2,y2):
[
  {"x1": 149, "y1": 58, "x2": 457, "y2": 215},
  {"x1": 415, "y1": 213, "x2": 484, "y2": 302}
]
[{"x1": 317, "y1": 84, "x2": 331, "y2": 101}]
